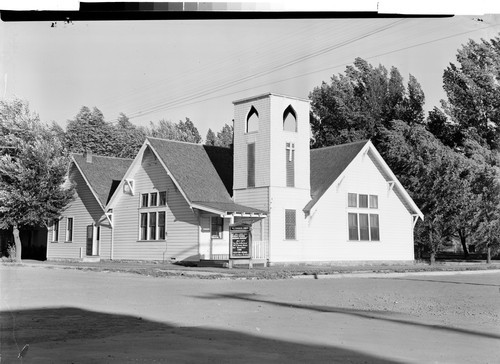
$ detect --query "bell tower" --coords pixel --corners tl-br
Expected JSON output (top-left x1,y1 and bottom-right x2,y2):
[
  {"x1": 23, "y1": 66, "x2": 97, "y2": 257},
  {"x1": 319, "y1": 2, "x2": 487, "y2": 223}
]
[{"x1": 232, "y1": 93, "x2": 311, "y2": 256}]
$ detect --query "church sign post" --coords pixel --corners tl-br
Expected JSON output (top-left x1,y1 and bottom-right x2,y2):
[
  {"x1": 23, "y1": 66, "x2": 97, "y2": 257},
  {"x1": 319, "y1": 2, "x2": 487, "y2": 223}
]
[{"x1": 229, "y1": 223, "x2": 252, "y2": 268}]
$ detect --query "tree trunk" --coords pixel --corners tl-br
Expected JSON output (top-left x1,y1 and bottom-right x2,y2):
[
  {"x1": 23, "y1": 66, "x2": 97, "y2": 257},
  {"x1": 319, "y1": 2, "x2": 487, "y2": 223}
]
[
  {"x1": 429, "y1": 228, "x2": 435, "y2": 265},
  {"x1": 430, "y1": 251, "x2": 436, "y2": 265},
  {"x1": 486, "y1": 245, "x2": 491, "y2": 264},
  {"x1": 12, "y1": 225, "x2": 22, "y2": 262},
  {"x1": 458, "y1": 230, "x2": 469, "y2": 259}
]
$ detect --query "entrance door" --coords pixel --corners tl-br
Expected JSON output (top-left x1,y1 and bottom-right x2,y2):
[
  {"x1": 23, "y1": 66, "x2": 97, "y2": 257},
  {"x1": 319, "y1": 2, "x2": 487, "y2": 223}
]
[{"x1": 86, "y1": 225, "x2": 93, "y2": 256}]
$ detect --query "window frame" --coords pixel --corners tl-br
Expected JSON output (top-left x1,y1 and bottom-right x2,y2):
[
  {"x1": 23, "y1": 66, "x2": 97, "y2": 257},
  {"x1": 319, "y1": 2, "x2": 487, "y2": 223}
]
[
  {"x1": 52, "y1": 218, "x2": 60, "y2": 242},
  {"x1": 247, "y1": 143, "x2": 255, "y2": 188},
  {"x1": 347, "y1": 193, "x2": 380, "y2": 242},
  {"x1": 138, "y1": 192, "x2": 167, "y2": 241},
  {"x1": 285, "y1": 209, "x2": 296, "y2": 240},
  {"x1": 286, "y1": 142, "x2": 295, "y2": 187},
  {"x1": 211, "y1": 216, "x2": 224, "y2": 239},
  {"x1": 66, "y1": 217, "x2": 74, "y2": 242}
]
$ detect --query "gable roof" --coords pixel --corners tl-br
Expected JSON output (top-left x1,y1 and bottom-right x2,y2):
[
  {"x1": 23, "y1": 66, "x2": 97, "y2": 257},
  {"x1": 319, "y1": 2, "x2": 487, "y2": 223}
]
[
  {"x1": 304, "y1": 140, "x2": 368, "y2": 213},
  {"x1": 147, "y1": 137, "x2": 234, "y2": 203},
  {"x1": 71, "y1": 154, "x2": 133, "y2": 209},
  {"x1": 304, "y1": 140, "x2": 423, "y2": 220}
]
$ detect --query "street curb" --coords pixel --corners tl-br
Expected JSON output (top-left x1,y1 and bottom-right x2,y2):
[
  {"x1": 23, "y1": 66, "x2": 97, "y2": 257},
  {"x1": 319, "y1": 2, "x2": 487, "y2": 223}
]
[{"x1": 292, "y1": 269, "x2": 500, "y2": 279}]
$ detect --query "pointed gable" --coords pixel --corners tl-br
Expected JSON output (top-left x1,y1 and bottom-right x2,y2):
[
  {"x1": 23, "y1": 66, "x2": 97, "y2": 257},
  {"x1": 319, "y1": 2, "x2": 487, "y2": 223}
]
[
  {"x1": 304, "y1": 140, "x2": 368, "y2": 213},
  {"x1": 71, "y1": 154, "x2": 132, "y2": 208}
]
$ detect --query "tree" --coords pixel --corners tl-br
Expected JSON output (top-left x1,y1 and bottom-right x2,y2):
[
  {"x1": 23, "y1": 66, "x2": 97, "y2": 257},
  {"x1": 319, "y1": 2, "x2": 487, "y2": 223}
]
[
  {"x1": 205, "y1": 128, "x2": 216, "y2": 146},
  {"x1": 147, "y1": 117, "x2": 202, "y2": 144},
  {"x1": 0, "y1": 99, "x2": 74, "y2": 261},
  {"x1": 377, "y1": 121, "x2": 477, "y2": 263},
  {"x1": 439, "y1": 36, "x2": 500, "y2": 151},
  {"x1": 309, "y1": 58, "x2": 426, "y2": 148},
  {"x1": 177, "y1": 117, "x2": 202, "y2": 143},
  {"x1": 215, "y1": 123, "x2": 233, "y2": 147},
  {"x1": 65, "y1": 106, "x2": 116, "y2": 156},
  {"x1": 114, "y1": 113, "x2": 146, "y2": 159}
]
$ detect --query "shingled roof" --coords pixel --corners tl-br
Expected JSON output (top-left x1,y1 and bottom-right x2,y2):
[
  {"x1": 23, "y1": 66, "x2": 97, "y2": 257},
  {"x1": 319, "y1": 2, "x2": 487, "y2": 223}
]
[
  {"x1": 72, "y1": 154, "x2": 133, "y2": 208},
  {"x1": 304, "y1": 140, "x2": 368, "y2": 213},
  {"x1": 146, "y1": 138, "x2": 266, "y2": 215}
]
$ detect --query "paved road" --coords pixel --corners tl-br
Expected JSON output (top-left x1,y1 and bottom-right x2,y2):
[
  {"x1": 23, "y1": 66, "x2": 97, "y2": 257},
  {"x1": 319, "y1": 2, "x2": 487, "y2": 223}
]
[{"x1": 1, "y1": 265, "x2": 499, "y2": 363}]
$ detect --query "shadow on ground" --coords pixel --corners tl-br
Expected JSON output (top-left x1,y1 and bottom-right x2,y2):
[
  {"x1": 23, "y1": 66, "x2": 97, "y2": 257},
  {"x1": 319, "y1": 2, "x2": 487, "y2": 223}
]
[
  {"x1": 195, "y1": 293, "x2": 500, "y2": 341},
  {"x1": 1, "y1": 306, "x2": 400, "y2": 363}
]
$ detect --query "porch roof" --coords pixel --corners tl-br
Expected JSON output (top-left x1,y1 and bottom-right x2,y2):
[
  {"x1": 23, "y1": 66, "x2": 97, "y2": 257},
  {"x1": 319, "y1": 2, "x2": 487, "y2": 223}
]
[{"x1": 191, "y1": 201, "x2": 267, "y2": 216}]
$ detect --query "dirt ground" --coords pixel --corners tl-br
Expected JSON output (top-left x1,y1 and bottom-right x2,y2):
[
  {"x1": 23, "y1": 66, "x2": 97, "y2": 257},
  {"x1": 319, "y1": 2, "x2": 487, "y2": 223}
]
[{"x1": 1, "y1": 266, "x2": 499, "y2": 363}]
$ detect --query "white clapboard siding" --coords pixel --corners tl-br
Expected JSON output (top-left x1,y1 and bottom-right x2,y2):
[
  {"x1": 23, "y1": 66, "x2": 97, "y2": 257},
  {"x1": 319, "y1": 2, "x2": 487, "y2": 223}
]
[
  {"x1": 47, "y1": 165, "x2": 106, "y2": 260},
  {"x1": 112, "y1": 148, "x2": 199, "y2": 261},
  {"x1": 303, "y1": 152, "x2": 414, "y2": 262}
]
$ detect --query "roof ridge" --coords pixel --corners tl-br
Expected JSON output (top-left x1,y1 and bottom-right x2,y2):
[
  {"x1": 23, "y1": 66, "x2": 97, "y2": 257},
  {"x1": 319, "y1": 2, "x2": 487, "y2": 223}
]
[
  {"x1": 147, "y1": 136, "x2": 202, "y2": 147},
  {"x1": 71, "y1": 153, "x2": 133, "y2": 161},
  {"x1": 311, "y1": 139, "x2": 369, "y2": 152}
]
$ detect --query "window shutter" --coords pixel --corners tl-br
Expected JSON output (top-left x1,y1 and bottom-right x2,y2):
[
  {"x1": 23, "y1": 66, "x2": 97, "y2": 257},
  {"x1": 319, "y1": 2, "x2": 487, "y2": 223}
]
[
  {"x1": 285, "y1": 209, "x2": 296, "y2": 240},
  {"x1": 247, "y1": 143, "x2": 255, "y2": 187}
]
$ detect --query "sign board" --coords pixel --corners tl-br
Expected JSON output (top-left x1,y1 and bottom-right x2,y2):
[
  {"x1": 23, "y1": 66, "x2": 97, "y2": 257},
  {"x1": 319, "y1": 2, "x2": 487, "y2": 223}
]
[{"x1": 230, "y1": 224, "x2": 252, "y2": 259}]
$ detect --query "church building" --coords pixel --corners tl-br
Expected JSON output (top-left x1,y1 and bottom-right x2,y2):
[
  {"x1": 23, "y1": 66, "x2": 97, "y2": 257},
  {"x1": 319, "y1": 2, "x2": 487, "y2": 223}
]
[{"x1": 47, "y1": 93, "x2": 423, "y2": 265}]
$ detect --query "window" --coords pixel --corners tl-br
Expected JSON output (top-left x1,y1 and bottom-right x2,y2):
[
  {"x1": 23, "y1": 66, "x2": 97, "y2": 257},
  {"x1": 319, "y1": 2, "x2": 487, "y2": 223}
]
[
  {"x1": 247, "y1": 143, "x2": 255, "y2": 187},
  {"x1": 348, "y1": 213, "x2": 358, "y2": 240},
  {"x1": 286, "y1": 142, "x2": 295, "y2": 187},
  {"x1": 66, "y1": 217, "x2": 73, "y2": 242},
  {"x1": 52, "y1": 219, "x2": 59, "y2": 242},
  {"x1": 348, "y1": 193, "x2": 357, "y2": 207},
  {"x1": 158, "y1": 212, "x2": 166, "y2": 240},
  {"x1": 283, "y1": 105, "x2": 297, "y2": 132},
  {"x1": 149, "y1": 212, "x2": 157, "y2": 240},
  {"x1": 285, "y1": 209, "x2": 296, "y2": 240},
  {"x1": 140, "y1": 213, "x2": 147, "y2": 240},
  {"x1": 211, "y1": 216, "x2": 223, "y2": 239},
  {"x1": 347, "y1": 193, "x2": 380, "y2": 241},
  {"x1": 246, "y1": 106, "x2": 259, "y2": 133},
  {"x1": 150, "y1": 192, "x2": 158, "y2": 207},
  {"x1": 159, "y1": 191, "x2": 166, "y2": 206},
  {"x1": 359, "y1": 194, "x2": 368, "y2": 208},
  {"x1": 141, "y1": 193, "x2": 148, "y2": 207}
]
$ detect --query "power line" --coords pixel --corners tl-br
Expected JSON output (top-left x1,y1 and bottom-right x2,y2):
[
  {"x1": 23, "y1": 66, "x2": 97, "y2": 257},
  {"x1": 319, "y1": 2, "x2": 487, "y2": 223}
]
[
  {"x1": 119, "y1": 19, "x2": 406, "y2": 121},
  {"x1": 121, "y1": 21, "x2": 500, "y2": 121}
]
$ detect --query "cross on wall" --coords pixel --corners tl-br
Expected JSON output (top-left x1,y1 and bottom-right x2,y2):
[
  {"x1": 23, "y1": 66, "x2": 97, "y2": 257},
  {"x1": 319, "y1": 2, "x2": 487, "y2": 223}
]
[{"x1": 286, "y1": 142, "x2": 295, "y2": 162}]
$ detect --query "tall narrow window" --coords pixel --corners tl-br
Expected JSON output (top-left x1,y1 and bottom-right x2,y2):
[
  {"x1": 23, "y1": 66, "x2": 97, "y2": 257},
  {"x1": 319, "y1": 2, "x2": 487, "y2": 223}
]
[
  {"x1": 66, "y1": 217, "x2": 73, "y2": 242},
  {"x1": 158, "y1": 211, "x2": 166, "y2": 240},
  {"x1": 52, "y1": 219, "x2": 59, "y2": 242},
  {"x1": 369, "y1": 195, "x2": 378, "y2": 209},
  {"x1": 247, "y1": 143, "x2": 255, "y2": 187},
  {"x1": 246, "y1": 106, "x2": 259, "y2": 133},
  {"x1": 140, "y1": 213, "x2": 147, "y2": 240},
  {"x1": 149, "y1": 212, "x2": 157, "y2": 240},
  {"x1": 211, "y1": 216, "x2": 223, "y2": 239},
  {"x1": 141, "y1": 193, "x2": 148, "y2": 207},
  {"x1": 348, "y1": 213, "x2": 358, "y2": 240},
  {"x1": 150, "y1": 192, "x2": 158, "y2": 207},
  {"x1": 286, "y1": 142, "x2": 295, "y2": 187},
  {"x1": 159, "y1": 191, "x2": 167, "y2": 206},
  {"x1": 285, "y1": 209, "x2": 296, "y2": 240},
  {"x1": 370, "y1": 214, "x2": 380, "y2": 241},
  {"x1": 359, "y1": 213, "x2": 370, "y2": 241},
  {"x1": 283, "y1": 105, "x2": 297, "y2": 132},
  {"x1": 348, "y1": 193, "x2": 357, "y2": 207}
]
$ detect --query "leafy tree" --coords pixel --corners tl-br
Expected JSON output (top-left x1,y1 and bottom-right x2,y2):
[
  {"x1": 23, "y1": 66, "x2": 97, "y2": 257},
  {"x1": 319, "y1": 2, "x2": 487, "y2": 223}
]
[
  {"x1": 147, "y1": 117, "x2": 202, "y2": 144},
  {"x1": 205, "y1": 128, "x2": 216, "y2": 146},
  {"x1": 439, "y1": 36, "x2": 500, "y2": 151},
  {"x1": 309, "y1": 58, "x2": 426, "y2": 148},
  {"x1": 65, "y1": 106, "x2": 117, "y2": 156},
  {"x1": 215, "y1": 123, "x2": 233, "y2": 148},
  {"x1": 0, "y1": 99, "x2": 74, "y2": 261},
  {"x1": 177, "y1": 117, "x2": 201, "y2": 144},
  {"x1": 377, "y1": 121, "x2": 475, "y2": 263},
  {"x1": 114, "y1": 113, "x2": 146, "y2": 159}
]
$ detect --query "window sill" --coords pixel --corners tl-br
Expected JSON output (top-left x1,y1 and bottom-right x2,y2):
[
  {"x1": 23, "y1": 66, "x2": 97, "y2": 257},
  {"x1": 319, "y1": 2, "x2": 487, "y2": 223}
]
[
  {"x1": 347, "y1": 240, "x2": 381, "y2": 243},
  {"x1": 64, "y1": 241, "x2": 73, "y2": 243},
  {"x1": 136, "y1": 240, "x2": 166, "y2": 242}
]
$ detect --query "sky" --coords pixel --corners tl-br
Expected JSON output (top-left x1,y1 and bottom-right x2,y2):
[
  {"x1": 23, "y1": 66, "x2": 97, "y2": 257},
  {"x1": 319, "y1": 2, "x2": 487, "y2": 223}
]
[{"x1": 2, "y1": 4, "x2": 500, "y2": 139}]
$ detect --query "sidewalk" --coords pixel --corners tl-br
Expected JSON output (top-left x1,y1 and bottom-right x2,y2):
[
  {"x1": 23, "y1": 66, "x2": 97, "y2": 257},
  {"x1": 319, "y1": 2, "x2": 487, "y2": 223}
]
[{"x1": 6, "y1": 259, "x2": 500, "y2": 280}]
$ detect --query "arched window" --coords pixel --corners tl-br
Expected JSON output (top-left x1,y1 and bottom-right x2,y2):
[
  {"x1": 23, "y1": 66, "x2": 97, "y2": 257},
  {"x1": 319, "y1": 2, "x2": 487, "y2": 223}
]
[
  {"x1": 283, "y1": 105, "x2": 297, "y2": 132},
  {"x1": 246, "y1": 106, "x2": 259, "y2": 133}
]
